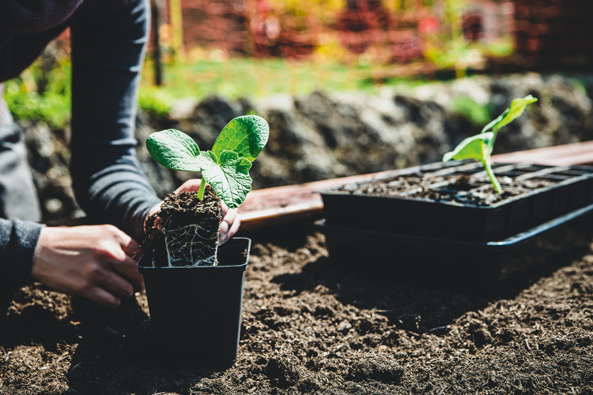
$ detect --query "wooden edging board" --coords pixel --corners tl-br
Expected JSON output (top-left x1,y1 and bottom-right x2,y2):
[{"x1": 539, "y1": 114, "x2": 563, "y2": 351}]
[{"x1": 237, "y1": 141, "x2": 593, "y2": 231}]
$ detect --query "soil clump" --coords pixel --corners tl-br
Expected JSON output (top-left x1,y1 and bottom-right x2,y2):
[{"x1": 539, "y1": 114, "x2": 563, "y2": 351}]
[{"x1": 138, "y1": 186, "x2": 222, "y2": 267}]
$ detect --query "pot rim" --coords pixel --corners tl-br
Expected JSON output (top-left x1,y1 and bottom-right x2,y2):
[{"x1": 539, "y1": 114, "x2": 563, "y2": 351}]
[{"x1": 137, "y1": 237, "x2": 251, "y2": 272}]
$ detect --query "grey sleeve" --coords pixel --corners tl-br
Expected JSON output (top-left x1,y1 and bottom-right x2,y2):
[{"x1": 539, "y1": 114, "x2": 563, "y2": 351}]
[
  {"x1": 0, "y1": 94, "x2": 44, "y2": 276},
  {"x1": 69, "y1": 0, "x2": 161, "y2": 241},
  {"x1": 0, "y1": 218, "x2": 44, "y2": 276}
]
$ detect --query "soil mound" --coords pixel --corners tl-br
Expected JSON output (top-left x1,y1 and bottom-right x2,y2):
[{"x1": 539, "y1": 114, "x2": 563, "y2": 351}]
[{"x1": 1, "y1": 225, "x2": 593, "y2": 394}]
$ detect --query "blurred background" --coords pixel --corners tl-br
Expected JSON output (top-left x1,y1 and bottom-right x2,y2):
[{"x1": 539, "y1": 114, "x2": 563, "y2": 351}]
[{"x1": 4, "y1": 0, "x2": 593, "y2": 221}]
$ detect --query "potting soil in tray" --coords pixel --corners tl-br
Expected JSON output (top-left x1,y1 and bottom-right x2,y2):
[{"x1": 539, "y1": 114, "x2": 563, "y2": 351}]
[
  {"x1": 320, "y1": 160, "x2": 593, "y2": 241},
  {"x1": 315, "y1": 201, "x2": 593, "y2": 295}
]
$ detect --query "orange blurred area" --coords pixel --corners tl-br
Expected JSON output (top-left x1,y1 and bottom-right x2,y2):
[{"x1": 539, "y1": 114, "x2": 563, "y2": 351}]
[{"x1": 138, "y1": 0, "x2": 593, "y2": 73}]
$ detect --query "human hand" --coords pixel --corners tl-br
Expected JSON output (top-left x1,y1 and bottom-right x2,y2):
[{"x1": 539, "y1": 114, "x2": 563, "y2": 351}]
[
  {"x1": 32, "y1": 225, "x2": 144, "y2": 307},
  {"x1": 146, "y1": 179, "x2": 241, "y2": 244}
]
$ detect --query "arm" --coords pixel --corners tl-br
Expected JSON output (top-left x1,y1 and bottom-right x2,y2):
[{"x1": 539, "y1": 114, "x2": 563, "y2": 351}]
[{"x1": 69, "y1": 0, "x2": 160, "y2": 242}]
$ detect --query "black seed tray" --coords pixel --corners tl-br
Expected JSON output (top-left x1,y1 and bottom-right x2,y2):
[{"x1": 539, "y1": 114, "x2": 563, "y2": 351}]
[
  {"x1": 320, "y1": 160, "x2": 593, "y2": 242},
  {"x1": 314, "y1": 202, "x2": 593, "y2": 295}
]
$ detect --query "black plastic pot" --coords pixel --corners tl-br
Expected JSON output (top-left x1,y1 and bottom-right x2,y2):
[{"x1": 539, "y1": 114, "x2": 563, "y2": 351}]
[
  {"x1": 320, "y1": 160, "x2": 593, "y2": 242},
  {"x1": 137, "y1": 237, "x2": 251, "y2": 369},
  {"x1": 315, "y1": 202, "x2": 593, "y2": 295}
]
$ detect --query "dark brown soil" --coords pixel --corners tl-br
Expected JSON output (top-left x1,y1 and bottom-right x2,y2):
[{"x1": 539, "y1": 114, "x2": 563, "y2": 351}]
[
  {"x1": 137, "y1": 187, "x2": 222, "y2": 267},
  {"x1": 336, "y1": 173, "x2": 558, "y2": 206},
  {"x1": 2, "y1": 223, "x2": 593, "y2": 394}
]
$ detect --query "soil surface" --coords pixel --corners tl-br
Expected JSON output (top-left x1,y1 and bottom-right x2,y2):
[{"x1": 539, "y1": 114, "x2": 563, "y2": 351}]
[
  {"x1": 2, "y1": 224, "x2": 593, "y2": 394},
  {"x1": 335, "y1": 173, "x2": 559, "y2": 206}
]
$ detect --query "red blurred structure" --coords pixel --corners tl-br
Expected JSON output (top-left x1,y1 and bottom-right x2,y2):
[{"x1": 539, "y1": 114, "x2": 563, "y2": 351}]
[
  {"x1": 145, "y1": 0, "x2": 593, "y2": 74},
  {"x1": 512, "y1": 0, "x2": 593, "y2": 71}
]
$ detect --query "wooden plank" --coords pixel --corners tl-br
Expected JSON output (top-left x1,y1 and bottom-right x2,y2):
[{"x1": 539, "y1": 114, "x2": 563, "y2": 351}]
[
  {"x1": 491, "y1": 140, "x2": 593, "y2": 166},
  {"x1": 238, "y1": 171, "x2": 394, "y2": 231},
  {"x1": 239, "y1": 141, "x2": 593, "y2": 231}
]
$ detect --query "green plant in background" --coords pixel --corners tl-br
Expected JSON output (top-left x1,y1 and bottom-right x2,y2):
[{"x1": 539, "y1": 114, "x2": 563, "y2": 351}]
[
  {"x1": 451, "y1": 96, "x2": 492, "y2": 126},
  {"x1": 137, "y1": 86, "x2": 174, "y2": 119},
  {"x1": 4, "y1": 84, "x2": 71, "y2": 129},
  {"x1": 146, "y1": 115, "x2": 269, "y2": 208},
  {"x1": 3, "y1": 55, "x2": 72, "y2": 129},
  {"x1": 443, "y1": 95, "x2": 538, "y2": 193}
]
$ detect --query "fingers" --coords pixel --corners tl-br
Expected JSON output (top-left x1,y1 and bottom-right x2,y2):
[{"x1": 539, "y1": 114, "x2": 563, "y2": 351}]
[
  {"x1": 220, "y1": 221, "x2": 229, "y2": 239},
  {"x1": 228, "y1": 213, "x2": 241, "y2": 240},
  {"x1": 112, "y1": 228, "x2": 139, "y2": 257},
  {"x1": 120, "y1": 236, "x2": 140, "y2": 258},
  {"x1": 102, "y1": 225, "x2": 140, "y2": 258},
  {"x1": 144, "y1": 202, "x2": 162, "y2": 233},
  {"x1": 86, "y1": 287, "x2": 121, "y2": 308},
  {"x1": 221, "y1": 201, "x2": 229, "y2": 218},
  {"x1": 111, "y1": 256, "x2": 146, "y2": 292},
  {"x1": 97, "y1": 269, "x2": 134, "y2": 298},
  {"x1": 175, "y1": 179, "x2": 202, "y2": 194},
  {"x1": 220, "y1": 210, "x2": 241, "y2": 244}
]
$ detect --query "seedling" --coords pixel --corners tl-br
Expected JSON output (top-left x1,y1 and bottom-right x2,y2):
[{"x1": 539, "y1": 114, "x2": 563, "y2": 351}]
[
  {"x1": 146, "y1": 115, "x2": 269, "y2": 209},
  {"x1": 443, "y1": 95, "x2": 538, "y2": 193}
]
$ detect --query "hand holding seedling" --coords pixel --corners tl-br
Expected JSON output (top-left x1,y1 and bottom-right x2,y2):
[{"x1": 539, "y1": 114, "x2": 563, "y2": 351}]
[
  {"x1": 443, "y1": 95, "x2": 538, "y2": 193},
  {"x1": 147, "y1": 115, "x2": 269, "y2": 209},
  {"x1": 32, "y1": 225, "x2": 144, "y2": 307},
  {"x1": 145, "y1": 179, "x2": 241, "y2": 244}
]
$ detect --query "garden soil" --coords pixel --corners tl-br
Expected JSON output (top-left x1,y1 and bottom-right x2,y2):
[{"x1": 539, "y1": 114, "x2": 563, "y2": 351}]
[{"x1": 2, "y1": 224, "x2": 593, "y2": 394}]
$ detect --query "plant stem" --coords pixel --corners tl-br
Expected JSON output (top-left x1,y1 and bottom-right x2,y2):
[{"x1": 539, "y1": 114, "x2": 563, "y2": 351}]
[
  {"x1": 483, "y1": 159, "x2": 502, "y2": 194},
  {"x1": 197, "y1": 178, "x2": 206, "y2": 200}
]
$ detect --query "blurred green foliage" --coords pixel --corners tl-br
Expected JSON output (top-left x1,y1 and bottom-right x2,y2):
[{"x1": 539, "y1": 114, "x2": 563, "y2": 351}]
[
  {"x1": 4, "y1": 53, "x2": 418, "y2": 128},
  {"x1": 141, "y1": 53, "x2": 403, "y2": 100},
  {"x1": 5, "y1": 85, "x2": 71, "y2": 129},
  {"x1": 3, "y1": 55, "x2": 71, "y2": 129},
  {"x1": 138, "y1": 86, "x2": 174, "y2": 119},
  {"x1": 5, "y1": 47, "x2": 502, "y2": 129},
  {"x1": 451, "y1": 96, "x2": 492, "y2": 126}
]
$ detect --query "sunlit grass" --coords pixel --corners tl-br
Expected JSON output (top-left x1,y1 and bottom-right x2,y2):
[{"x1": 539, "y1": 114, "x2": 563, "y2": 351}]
[
  {"x1": 2, "y1": 49, "x2": 434, "y2": 127},
  {"x1": 141, "y1": 54, "x2": 418, "y2": 100}
]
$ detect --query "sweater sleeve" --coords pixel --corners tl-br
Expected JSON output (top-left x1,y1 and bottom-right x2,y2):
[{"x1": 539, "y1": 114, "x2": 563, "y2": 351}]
[
  {"x1": 0, "y1": 219, "x2": 44, "y2": 276},
  {"x1": 69, "y1": 0, "x2": 161, "y2": 242}
]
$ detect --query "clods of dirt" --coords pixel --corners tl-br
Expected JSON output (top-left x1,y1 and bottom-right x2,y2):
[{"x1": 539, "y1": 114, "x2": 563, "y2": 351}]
[{"x1": 2, "y1": 225, "x2": 593, "y2": 394}]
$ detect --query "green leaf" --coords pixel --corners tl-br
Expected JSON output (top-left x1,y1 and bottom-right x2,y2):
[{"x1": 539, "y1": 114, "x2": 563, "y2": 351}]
[
  {"x1": 200, "y1": 151, "x2": 253, "y2": 209},
  {"x1": 481, "y1": 95, "x2": 538, "y2": 135},
  {"x1": 218, "y1": 150, "x2": 252, "y2": 174},
  {"x1": 146, "y1": 129, "x2": 207, "y2": 172},
  {"x1": 481, "y1": 95, "x2": 537, "y2": 156},
  {"x1": 212, "y1": 115, "x2": 269, "y2": 162},
  {"x1": 443, "y1": 132, "x2": 494, "y2": 162},
  {"x1": 147, "y1": 116, "x2": 269, "y2": 209}
]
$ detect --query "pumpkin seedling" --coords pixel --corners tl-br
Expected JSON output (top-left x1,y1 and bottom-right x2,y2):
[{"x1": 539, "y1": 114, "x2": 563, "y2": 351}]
[
  {"x1": 146, "y1": 115, "x2": 269, "y2": 209},
  {"x1": 443, "y1": 95, "x2": 538, "y2": 193}
]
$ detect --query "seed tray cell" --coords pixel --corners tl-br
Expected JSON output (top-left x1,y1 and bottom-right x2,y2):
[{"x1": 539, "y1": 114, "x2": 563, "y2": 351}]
[{"x1": 320, "y1": 160, "x2": 593, "y2": 242}]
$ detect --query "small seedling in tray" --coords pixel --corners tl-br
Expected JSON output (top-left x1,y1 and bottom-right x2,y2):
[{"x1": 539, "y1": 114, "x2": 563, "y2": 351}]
[
  {"x1": 141, "y1": 115, "x2": 269, "y2": 267},
  {"x1": 443, "y1": 95, "x2": 538, "y2": 193}
]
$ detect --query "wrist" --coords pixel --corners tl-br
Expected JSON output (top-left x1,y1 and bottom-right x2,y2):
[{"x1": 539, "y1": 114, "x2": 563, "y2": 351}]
[
  {"x1": 144, "y1": 202, "x2": 162, "y2": 234},
  {"x1": 31, "y1": 226, "x2": 52, "y2": 280}
]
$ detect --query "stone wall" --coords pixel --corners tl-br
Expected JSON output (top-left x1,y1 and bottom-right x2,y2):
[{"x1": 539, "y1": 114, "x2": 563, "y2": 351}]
[{"x1": 22, "y1": 74, "x2": 593, "y2": 221}]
